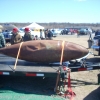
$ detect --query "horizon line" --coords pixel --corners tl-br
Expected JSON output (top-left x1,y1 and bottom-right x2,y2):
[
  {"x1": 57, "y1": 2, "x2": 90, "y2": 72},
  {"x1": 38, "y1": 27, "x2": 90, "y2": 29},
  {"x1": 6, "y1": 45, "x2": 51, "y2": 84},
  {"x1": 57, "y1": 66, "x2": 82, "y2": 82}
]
[{"x1": 0, "y1": 22, "x2": 100, "y2": 24}]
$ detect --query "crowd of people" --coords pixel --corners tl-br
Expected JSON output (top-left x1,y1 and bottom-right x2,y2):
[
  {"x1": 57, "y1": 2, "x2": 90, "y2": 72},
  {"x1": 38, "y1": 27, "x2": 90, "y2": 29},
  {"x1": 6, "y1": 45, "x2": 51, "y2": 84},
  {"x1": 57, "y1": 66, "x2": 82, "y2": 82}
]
[{"x1": 0, "y1": 28, "x2": 53, "y2": 48}]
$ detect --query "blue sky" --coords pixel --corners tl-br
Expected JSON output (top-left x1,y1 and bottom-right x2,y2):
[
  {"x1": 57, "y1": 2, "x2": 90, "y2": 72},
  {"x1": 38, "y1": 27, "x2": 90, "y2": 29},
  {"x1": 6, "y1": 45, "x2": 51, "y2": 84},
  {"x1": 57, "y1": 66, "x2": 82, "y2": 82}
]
[{"x1": 0, "y1": 0, "x2": 100, "y2": 23}]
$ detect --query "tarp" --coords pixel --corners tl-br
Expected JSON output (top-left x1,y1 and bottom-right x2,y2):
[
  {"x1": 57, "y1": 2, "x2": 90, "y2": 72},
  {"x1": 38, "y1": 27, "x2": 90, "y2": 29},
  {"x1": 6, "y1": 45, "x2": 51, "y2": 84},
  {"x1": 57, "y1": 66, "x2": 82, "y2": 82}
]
[
  {"x1": 0, "y1": 87, "x2": 65, "y2": 100},
  {"x1": 22, "y1": 22, "x2": 44, "y2": 30}
]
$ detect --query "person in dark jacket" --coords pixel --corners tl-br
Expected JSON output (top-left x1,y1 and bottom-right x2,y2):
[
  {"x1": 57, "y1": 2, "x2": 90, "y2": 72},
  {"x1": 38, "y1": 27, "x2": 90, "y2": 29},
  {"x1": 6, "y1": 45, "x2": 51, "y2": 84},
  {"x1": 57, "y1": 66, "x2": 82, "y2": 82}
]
[
  {"x1": 48, "y1": 30, "x2": 53, "y2": 40},
  {"x1": 0, "y1": 29, "x2": 6, "y2": 48},
  {"x1": 10, "y1": 28, "x2": 22, "y2": 45},
  {"x1": 23, "y1": 28, "x2": 33, "y2": 42}
]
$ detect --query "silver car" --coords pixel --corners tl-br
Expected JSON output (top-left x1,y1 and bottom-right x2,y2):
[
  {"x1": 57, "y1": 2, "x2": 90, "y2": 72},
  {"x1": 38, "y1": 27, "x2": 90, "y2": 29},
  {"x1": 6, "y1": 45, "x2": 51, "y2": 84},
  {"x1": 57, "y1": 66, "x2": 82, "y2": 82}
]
[{"x1": 51, "y1": 30, "x2": 57, "y2": 37}]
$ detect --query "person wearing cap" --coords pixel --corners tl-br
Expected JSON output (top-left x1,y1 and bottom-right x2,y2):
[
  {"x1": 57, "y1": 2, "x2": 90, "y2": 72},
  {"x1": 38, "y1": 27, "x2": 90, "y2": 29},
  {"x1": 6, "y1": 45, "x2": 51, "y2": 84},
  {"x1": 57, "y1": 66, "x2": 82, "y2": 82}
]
[
  {"x1": 10, "y1": 28, "x2": 22, "y2": 45},
  {"x1": 0, "y1": 29, "x2": 6, "y2": 48},
  {"x1": 23, "y1": 27, "x2": 33, "y2": 42}
]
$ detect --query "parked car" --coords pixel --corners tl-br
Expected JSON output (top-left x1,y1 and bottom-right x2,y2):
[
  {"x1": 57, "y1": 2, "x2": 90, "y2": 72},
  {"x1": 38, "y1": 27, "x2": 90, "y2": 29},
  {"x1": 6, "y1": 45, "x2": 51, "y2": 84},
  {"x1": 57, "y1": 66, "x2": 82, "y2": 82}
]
[
  {"x1": 79, "y1": 28, "x2": 92, "y2": 35},
  {"x1": 50, "y1": 29, "x2": 58, "y2": 37},
  {"x1": 2, "y1": 30, "x2": 10, "y2": 40},
  {"x1": 2, "y1": 29, "x2": 26, "y2": 42},
  {"x1": 60, "y1": 29, "x2": 69, "y2": 35},
  {"x1": 79, "y1": 29, "x2": 88, "y2": 35},
  {"x1": 2, "y1": 30, "x2": 24, "y2": 42}
]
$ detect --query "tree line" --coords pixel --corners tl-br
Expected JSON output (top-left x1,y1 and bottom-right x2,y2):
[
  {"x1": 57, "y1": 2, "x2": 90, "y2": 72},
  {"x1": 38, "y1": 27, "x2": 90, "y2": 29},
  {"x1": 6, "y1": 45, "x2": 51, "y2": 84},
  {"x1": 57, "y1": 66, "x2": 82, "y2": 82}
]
[{"x1": 0, "y1": 22, "x2": 100, "y2": 30}]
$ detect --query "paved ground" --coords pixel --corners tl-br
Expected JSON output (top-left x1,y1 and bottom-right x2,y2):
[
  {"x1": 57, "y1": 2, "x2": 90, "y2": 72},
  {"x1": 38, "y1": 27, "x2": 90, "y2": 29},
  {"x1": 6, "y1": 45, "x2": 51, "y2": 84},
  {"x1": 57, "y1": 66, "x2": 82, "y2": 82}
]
[{"x1": 53, "y1": 35, "x2": 100, "y2": 100}]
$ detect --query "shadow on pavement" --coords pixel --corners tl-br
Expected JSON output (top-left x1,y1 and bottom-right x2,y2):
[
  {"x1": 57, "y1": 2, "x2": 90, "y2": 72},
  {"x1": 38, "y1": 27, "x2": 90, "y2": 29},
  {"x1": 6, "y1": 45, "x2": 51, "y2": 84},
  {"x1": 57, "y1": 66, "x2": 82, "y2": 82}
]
[{"x1": 83, "y1": 86, "x2": 100, "y2": 100}]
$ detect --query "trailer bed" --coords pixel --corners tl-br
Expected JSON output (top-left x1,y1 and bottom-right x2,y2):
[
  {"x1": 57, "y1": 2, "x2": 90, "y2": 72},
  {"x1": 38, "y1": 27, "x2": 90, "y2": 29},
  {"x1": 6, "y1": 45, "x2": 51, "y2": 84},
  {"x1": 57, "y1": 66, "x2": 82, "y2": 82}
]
[
  {"x1": 0, "y1": 54, "x2": 66, "y2": 77},
  {"x1": 1, "y1": 53, "x2": 100, "y2": 77}
]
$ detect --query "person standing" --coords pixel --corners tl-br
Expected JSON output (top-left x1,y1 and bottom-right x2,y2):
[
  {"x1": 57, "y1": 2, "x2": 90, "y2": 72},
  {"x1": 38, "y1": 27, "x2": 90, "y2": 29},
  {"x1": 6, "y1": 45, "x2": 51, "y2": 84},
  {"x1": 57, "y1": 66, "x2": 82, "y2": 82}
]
[
  {"x1": 77, "y1": 29, "x2": 80, "y2": 38},
  {"x1": 23, "y1": 28, "x2": 33, "y2": 42},
  {"x1": 10, "y1": 28, "x2": 22, "y2": 45},
  {"x1": 0, "y1": 29, "x2": 6, "y2": 48},
  {"x1": 40, "y1": 29, "x2": 43, "y2": 40},
  {"x1": 48, "y1": 30, "x2": 53, "y2": 40},
  {"x1": 88, "y1": 31, "x2": 92, "y2": 40}
]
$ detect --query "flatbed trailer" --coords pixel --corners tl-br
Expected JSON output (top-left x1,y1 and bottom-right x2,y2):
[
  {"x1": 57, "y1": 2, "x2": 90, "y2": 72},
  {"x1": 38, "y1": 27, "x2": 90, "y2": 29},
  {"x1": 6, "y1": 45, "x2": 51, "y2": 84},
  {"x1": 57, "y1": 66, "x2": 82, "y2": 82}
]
[
  {"x1": 0, "y1": 53, "x2": 100, "y2": 76},
  {"x1": 0, "y1": 54, "x2": 66, "y2": 78},
  {"x1": 1, "y1": 53, "x2": 100, "y2": 99}
]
